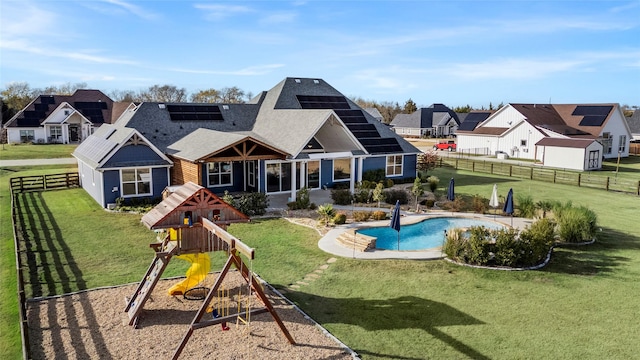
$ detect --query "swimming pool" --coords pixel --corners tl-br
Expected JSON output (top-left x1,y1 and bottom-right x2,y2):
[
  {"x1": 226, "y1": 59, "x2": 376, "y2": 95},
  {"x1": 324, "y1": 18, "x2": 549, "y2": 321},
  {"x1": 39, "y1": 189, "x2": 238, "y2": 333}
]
[{"x1": 356, "y1": 217, "x2": 505, "y2": 251}]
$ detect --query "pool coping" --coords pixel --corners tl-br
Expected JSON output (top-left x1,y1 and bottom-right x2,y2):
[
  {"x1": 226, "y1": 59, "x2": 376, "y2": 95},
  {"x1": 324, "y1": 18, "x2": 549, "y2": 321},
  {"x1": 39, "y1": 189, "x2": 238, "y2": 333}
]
[{"x1": 318, "y1": 211, "x2": 532, "y2": 260}]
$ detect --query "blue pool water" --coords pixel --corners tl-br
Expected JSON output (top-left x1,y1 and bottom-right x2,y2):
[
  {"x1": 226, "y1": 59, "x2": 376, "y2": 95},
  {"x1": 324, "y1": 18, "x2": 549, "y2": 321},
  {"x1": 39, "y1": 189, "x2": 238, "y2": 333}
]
[{"x1": 357, "y1": 217, "x2": 505, "y2": 251}]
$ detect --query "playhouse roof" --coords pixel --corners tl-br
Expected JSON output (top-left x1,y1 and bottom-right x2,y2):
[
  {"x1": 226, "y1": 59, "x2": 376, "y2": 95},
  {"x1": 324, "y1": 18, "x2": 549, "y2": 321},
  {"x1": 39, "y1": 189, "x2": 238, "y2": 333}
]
[{"x1": 141, "y1": 182, "x2": 249, "y2": 229}]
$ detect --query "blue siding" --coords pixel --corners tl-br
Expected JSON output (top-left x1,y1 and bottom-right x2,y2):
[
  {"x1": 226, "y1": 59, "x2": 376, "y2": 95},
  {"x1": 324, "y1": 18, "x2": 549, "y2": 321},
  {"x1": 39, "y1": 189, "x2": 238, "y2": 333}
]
[
  {"x1": 102, "y1": 170, "x2": 121, "y2": 206},
  {"x1": 103, "y1": 143, "x2": 169, "y2": 168},
  {"x1": 320, "y1": 159, "x2": 333, "y2": 188},
  {"x1": 201, "y1": 162, "x2": 244, "y2": 194},
  {"x1": 362, "y1": 154, "x2": 417, "y2": 181},
  {"x1": 403, "y1": 154, "x2": 417, "y2": 178},
  {"x1": 101, "y1": 167, "x2": 169, "y2": 207}
]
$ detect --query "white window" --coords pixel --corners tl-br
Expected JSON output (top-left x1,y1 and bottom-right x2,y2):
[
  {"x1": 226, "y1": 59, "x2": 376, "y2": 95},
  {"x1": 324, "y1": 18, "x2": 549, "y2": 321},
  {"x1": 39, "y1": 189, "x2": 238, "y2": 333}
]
[
  {"x1": 386, "y1": 155, "x2": 403, "y2": 177},
  {"x1": 619, "y1": 135, "x2": 626, "y2": 153},
  {"x1": 19, "y1": 130, "x2": 34, "y2": 143},
  {"x1": 520, "y1": 139, "x2": 527, "y2": 147},
  {"x1": 121, "y1": 168, "x2": 151, "y2": 197},
  {"x1": 602, "y1": 132, "x2": 612, "y2": 154},
  {"x1": 207, "y1": 161, "x2": 232, "y2": 187},
  {"x1": 50, "y1": 126, "x2": 62, "y2": 141},
  {"x1": 333, "y1": 158, "x2": 351, "y2": 181}
]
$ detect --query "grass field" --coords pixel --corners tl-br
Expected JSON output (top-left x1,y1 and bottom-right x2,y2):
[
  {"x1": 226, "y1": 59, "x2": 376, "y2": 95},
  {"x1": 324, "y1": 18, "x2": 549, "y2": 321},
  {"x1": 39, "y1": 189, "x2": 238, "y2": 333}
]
[
  {"x1": 2, "y1": 161, "x2": 640, "y2": 359},
  {"x1": 0, "y1": 144, "x2": 77, "y2": 160}
]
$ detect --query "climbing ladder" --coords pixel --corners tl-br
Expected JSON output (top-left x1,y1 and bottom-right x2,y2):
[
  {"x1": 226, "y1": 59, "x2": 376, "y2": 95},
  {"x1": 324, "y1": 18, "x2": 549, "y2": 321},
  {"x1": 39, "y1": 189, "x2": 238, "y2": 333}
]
[{"x1": 124, "y1": 239, "x2": 177, "y2": 327}]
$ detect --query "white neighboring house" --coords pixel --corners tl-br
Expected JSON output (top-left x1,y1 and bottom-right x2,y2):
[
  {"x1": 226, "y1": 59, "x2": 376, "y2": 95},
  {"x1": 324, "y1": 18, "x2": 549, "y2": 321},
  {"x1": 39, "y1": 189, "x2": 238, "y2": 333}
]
[
  {"x1": 535, "y1": 138, "x2": 603, "y2": 171},
  {"x1": 3, "y1": 90, "x2": 125, "y2": 144},
  {"x1": 456, "y1": 103, "x2": 632, "y2": 169}
]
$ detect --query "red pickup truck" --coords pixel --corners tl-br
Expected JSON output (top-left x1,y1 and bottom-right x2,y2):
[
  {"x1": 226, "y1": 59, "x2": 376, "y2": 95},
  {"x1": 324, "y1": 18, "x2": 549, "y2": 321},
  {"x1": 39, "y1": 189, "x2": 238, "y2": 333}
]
[{"x1": 433, "y1": 140, "x2": 456, "y2": 151}]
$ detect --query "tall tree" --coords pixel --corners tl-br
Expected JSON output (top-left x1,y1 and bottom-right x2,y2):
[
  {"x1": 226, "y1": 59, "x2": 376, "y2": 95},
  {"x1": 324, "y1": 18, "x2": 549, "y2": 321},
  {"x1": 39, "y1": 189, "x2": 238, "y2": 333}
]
[
  {"x1": 1, "y1": 82, "x2": 37, "y2": 124},
  {"x1": 403, "y1": 98, "x2": 417, "y2": 114},
  {"x1": 138, "y1": 84, "x2": 187, "y2": 102},
  {"x1": 190, "y1": 88, "x2": 222, "y2": 103},
  {"x1": 42, "y1": 82, "x2": 88, "y2": 95},
  {"x1": 109, "y1": 89, "x2": 137, "y2": 102},
  {"x1": 219, "y1": 86, "x2": 246, "y2": 103}
]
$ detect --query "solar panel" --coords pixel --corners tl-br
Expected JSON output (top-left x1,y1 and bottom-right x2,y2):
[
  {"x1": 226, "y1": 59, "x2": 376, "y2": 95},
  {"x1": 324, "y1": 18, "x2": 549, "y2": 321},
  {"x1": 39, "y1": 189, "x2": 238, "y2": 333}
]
[
  {"x1": 579, "y1": 115, "x2": 607, "y2": 127},
  {"x1": 40, "y1": 96, "x2": 55, "y2": 104},
  {"x1": 166, "y1": 104, "x2": 224, "y2": 121},
  {"x1": 572, "y1": 106, "x2": 612, "y2": 116},
  {"x1": 334, "y1": 109, "x2": 369, "y2": 124},
  {"x1": 297, "y1": 95, "x2": 350, "y2": 109}
]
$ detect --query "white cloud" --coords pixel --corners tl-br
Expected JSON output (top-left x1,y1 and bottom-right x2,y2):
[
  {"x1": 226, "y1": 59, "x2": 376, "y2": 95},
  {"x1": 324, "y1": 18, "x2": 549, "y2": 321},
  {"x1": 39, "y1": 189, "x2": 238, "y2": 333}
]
[
  {"x1": 100, "y1": 0, "x2": 161, "y2": 20},
  {"x1": 167, "y1": 64, "x2": 285, "y2": 76},
  {"x1": 194, "y1": 3, "x2": 255, "y2": 21},
  {"x1": 1, "y1": 39, "x2": 136, "y2": 65},
  {"x1": 259, "y1": 11, "x2": 298, "y2": 25},
  {"x1": 442, "y1": 58, "x2": 585, "y2": 80}
]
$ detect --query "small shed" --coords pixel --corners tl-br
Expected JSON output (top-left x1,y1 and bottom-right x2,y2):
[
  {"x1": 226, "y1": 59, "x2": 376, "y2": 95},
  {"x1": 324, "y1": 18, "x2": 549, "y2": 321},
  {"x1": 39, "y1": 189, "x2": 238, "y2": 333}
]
[
  {"x1": 535, "y1": 138, "x2": 603, "y2": 171},
  {"x1": 141, "y1": 182, "x2": 249, "y2": 254}
]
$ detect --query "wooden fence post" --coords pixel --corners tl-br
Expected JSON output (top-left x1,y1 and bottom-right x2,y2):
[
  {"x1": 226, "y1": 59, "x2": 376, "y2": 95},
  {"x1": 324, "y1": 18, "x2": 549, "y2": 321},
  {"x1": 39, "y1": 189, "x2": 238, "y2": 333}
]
[
  {"x1": 637, "y1": 180, "x2": 640, "y2": 196},
  {"x1": 606, "y1": 177, "x2": 609, "y2": 191},
  {"x1": 553, "y1": 171, "x2": 556, "y2": 183},
  {"x1": 530, "y1": 168, "x2": 533, "y2": 180},
  {"x1": 490, "y1": 163, "x2": 494, "y2": 174}
]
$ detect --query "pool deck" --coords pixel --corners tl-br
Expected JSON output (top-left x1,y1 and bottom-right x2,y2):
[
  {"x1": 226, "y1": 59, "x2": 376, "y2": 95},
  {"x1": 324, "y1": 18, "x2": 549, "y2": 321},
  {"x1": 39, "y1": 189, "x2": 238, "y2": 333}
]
[{"x1": 318, "y1": 212, "x2": 533, "y2": 260}]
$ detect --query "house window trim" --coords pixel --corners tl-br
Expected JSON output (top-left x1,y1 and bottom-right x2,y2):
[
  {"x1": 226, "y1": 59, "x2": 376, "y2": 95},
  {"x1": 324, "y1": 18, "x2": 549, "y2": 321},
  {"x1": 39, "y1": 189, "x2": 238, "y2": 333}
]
[
  {"x1": 207, "y1": 161, "x2": 233, "y2": 188},
  {"x1": 332, "y1": 158, "x2": 351, "y2": 182},
  {"x1": 619, "y1": 135, "x2": 626, "y2": 153},
  {"x1": 120, "y1": 168, "x2": 152, "y2": 198},
  {"x1": 19, "y1": 130, "x2": 35, "y2": 143},
  {"x1": 386, "y1": 155, "x2": 404, "y2": 177},
  {"x1": 49, "y1": 125, "x2": 63, "y2": 142}
]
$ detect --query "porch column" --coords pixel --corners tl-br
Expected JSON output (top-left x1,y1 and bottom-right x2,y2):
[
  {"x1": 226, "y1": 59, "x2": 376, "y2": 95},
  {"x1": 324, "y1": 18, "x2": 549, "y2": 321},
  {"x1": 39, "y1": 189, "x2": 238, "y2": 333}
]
[
  {"x1": 299, "y1": 162, "x2": 306, "y2": 189},
  {"x1": 349, "y1": 157, "x2": 356, "y2": 194},
  {"x1": 357, "y1": 157, "x2": 364, "y2": 183},
  {"x1": 290, "y1": 160, "x2": 297, "y2": 202}
]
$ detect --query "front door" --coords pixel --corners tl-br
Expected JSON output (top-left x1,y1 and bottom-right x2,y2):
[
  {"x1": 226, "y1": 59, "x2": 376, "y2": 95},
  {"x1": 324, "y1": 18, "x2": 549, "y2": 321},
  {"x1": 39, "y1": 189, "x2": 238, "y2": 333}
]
[
  {"x1": 69, "y1": 125, "x2": 79, "y2": 142},
  {"x1": 245, "y1": 160, "x2": 258, "y2": 192}
]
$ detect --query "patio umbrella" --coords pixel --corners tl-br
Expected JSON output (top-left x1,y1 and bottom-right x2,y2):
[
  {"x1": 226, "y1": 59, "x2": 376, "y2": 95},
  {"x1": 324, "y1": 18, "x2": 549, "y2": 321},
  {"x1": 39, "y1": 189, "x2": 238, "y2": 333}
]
[
  {"x1": 489, "y1": 184, "x2": 499, "y2": 218},
  {"x1": 503, "y1": 188, "x2": 514, "y2": 226},
  {"x1": 447, "y1": 178, "x2": 455, "y2": 201},
  {"x1": 389, "y1": 200, "x2": 401, "y2": 250}
]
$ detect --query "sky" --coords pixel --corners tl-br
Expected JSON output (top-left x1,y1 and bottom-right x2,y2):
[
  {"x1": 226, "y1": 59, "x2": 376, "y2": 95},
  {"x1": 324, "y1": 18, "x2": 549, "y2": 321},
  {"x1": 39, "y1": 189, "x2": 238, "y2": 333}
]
[{"x1": 1, "y1": 0, "x2": 639, "y2": 108}]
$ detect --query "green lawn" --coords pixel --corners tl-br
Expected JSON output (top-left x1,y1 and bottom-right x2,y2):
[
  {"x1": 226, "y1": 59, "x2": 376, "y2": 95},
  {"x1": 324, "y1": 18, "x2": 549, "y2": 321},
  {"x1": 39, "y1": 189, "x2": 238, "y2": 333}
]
[
  {"x1": 2, "y1": 163, "x2": 640, "y2": 359},
  {"x1": 0, "y1": 144, "x2": 77, "y2": 160}
]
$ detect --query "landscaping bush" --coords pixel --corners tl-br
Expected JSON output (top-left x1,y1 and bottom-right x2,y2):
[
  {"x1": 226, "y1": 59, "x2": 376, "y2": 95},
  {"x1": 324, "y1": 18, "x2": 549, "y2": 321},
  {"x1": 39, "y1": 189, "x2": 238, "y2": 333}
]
[
  {"x1": 472, "y1": 194, "x2": 488, "y2": 214},
  {"x1": 235, "y1": 192, "x2": 268, "y2": 216},
  {"x1": 443, "y1": 228, "x2": 467, "y2": 260},
  {"x1": 493, "y1": 227, "x2": 520, "y2": 267},
  {"x1": 372, "y1": 182, "x2": 385, "y2": 207},
  {"x1": 331, "y1": 188, "x2": 353, "y2": 205},
  {"x1": 371, "y1": 210, "x2": 387, "y2": 220},
  {"x1": 427, "y1": 176, "x2": 439, "y2": 193},
  {"x1": 517, "y1": 194, "x2": 536, "y2": 218},
  {"x1": 466, "y1": 226, "x2": 492, "y2": 265},
  {"x1": 362, "y1": 169, "x2": 385, "y2": 183},
  {"x1": 296, "y1": 187, "x2": 311, "y2": 209},
  {"x1": 333, "y1": 211, "x2": 347, "y2": 225},
  {"x1": 383, "y1": 189, "x2": 408, "y2": 205},
  {"x1": 317, "y1": 203, "x2": 336, "y2": 225},
  {"x1": 555, "y1": 206, "x2": 597, "y2": 243},
  {"x1": 353, "y1": 211, "x2": 372, "y2": 222},
  {"x1": 384, "y1": 179, "x2": 395, "y2": 188},
  {"x1": 518, "y1": 218, "x2": 555, "y2": 265},
  {"x1": 354, "y1": 188, "x2": 371, "y2": 203},
  {"x1": 358, "y1": 180, "x2": 377, "y2": 189}
]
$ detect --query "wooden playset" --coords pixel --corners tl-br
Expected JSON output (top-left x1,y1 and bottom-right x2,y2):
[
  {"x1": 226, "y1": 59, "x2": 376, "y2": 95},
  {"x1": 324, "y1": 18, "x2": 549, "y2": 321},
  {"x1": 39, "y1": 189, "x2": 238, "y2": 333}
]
[{"x1": 123, "y1": 182, "x2": 294, "y2": 359}]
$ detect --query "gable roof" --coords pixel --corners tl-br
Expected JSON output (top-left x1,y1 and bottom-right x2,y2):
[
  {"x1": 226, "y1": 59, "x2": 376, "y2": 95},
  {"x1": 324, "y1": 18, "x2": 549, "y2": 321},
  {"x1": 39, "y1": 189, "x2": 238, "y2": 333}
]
[
  {"x1": 457, "y1": 111, "x2": 492, "y2": 131},
  {"x1": 390, "y1": 104, "x2": 460, "y2": 129},
  {"x1": 72, "y1": 123, "x2": 171, "y2": 168},
  {"x1": 627, "y1": 110, "x2": 640, "y2": 135},
  {"x1": 141, "y1": 182, "x2": 249, "y2": 229},
  {"x1": 4, "y1": 89, "x2": 119, "y2": 128},
  {"x1": 535, "y1": 137, "x2": 601, "y2": 149}
]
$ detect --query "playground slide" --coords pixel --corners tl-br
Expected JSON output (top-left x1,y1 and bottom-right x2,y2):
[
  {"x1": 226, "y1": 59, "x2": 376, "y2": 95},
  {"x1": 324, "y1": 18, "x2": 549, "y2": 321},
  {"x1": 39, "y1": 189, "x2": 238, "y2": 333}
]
[{"x1": 168, "y1": 253, "x2": 211, "y2": 296}]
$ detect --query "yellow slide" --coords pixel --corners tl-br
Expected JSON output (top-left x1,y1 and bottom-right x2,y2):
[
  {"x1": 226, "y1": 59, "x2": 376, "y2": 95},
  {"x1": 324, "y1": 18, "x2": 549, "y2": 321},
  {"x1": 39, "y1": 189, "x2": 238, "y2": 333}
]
[{"x1": 168, "y1": 253, "x2": 211, "y2": 296}]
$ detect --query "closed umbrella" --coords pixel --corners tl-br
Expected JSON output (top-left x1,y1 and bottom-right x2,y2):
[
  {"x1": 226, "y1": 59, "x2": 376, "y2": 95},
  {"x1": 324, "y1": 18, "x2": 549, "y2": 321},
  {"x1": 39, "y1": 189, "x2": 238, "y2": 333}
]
[
  {"x1": 447, "y1": 178, "x2": 455, "y2": 201},
  {"x1": 489, "y1": 184, "x2": 499, "y2": 218},
  {"x1": 389, "y1": 200, "x2": 401, "y2": 250},
  {"x1": 503, "y1": 188, "x2": 514, "y2": 226}
]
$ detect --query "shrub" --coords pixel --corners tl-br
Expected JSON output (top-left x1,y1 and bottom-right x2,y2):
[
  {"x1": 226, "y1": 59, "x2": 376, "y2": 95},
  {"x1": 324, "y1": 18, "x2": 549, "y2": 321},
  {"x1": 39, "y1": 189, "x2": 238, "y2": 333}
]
[
  {"x1": 222, "y1": 190, "x2": 235, "y2": 207},
  {"x1": 536, "y1": 200, "x2": 553, "y2": 218},
  {"x1": 443, "y1": 228, "x2": 467, "y2": 260},
  {"x1": 362, "y1": 169, "x2": 385, "y2": 182},
  {"x1": 472, "y1": 194, "x2": 488, "y2": 214},
  {"x1": 384, "y1": 179, "x2": 395, "y2": 188},
  {"x1": 372, "y1": 182, "x2": 385, "y2": 207},
  {"x1": 441, "y1": 196, "x2": 465, "y2": 212},
  {"x1": 331, "y1": 189, "x2": 353, "y2": 205},
  {"x1": 518, "y1": 218, "x2": 555, "y2": 265},
  {"x1": 317, "y1": 203, "x2": 336, "y2": 225},
  {"x1": 556, "y1": 206, "x2": 597, "y2": 243},
  {"x1": 235, "y1": 192, "x2": 268, "y2": 216},
  {"x1": 427, "y1": 176, "x2": 439, "y2": 193},
  {"x1": 371, "y1": 210, "x2": 387, "y2": 220},
  {"x1": 354, "y1": 188, "x2": 371, "y2": 203},
  {"x1": 332, "y1": 211, "x2": 347, "y2": 225},
  {"x1": 516, "y1": 194, "x2": 536, "y2": 218},
  {"x1": 466, "y1": 226, "x2": 492, "y2": 265},
  {"x1": 353, "y1": 211, "x2": 372, "y2": 222},
  {"x1": 493, "y1": 227, "x2": 520, "y2": 266},
  {"x1": 295, "y1": 187, "x2": 311, "y2": 209},
  {"x1": 358, "y1": 180, "x2": 376, "y2": 189},
  {"x1": 383, "y1": 189, "x2": 408, "y2": 205}
]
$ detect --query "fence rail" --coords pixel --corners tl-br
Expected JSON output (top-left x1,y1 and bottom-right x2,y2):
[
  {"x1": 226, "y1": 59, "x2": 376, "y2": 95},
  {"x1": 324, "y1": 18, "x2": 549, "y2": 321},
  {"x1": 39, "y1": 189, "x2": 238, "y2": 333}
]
[
  {"x1": 440, "y1": 158, "x2": 640, "y2": 195},
  {"x1": 630, "y1": 143, "x2": 640, "y2": 156},
  {"x1": 10, "y1": 172, "x2": 79, "y2": 193},
  {"x1": 9, "y1": 171, "x2": 80, "y2": 359}
]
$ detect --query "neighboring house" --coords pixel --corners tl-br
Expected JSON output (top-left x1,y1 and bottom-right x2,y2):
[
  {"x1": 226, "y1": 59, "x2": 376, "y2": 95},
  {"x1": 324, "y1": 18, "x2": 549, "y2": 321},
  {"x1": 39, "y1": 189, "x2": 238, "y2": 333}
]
[
  {"x1": 390, "y1": 104, "x2": 460, "y2": 138},
  {"x1": 626, "y1": 110, "x2": 640, "y2": 142},
  {"x1": 3, "y1": 90, "x2": 126, "y2": 144},
  {"x1": 456, "y1": 103, "x2": 632, "y2": 168},
  {"x1": 364, "y1": 107, "x2": 384, "y2": 122},
  {"x1": 73, "y1": 77, "x2": 420, "y2": 208}
]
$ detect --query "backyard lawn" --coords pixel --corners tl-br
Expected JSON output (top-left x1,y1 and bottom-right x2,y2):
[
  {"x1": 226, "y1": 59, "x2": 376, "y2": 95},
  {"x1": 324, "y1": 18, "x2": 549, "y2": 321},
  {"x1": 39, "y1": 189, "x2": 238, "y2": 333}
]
[
  {"x1": 1, "y1": 161, "x2": 640, "y2": 359},
  {"x1": 0, "y1": 144, "x2": 77, "y2": 160}
]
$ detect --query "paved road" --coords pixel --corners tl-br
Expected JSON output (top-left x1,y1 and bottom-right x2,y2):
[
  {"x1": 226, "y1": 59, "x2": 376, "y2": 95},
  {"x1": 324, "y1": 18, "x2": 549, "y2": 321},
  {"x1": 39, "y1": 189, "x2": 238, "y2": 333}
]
[{"x1": 0, "y1": 158, "x2": 77, "y2": 167}]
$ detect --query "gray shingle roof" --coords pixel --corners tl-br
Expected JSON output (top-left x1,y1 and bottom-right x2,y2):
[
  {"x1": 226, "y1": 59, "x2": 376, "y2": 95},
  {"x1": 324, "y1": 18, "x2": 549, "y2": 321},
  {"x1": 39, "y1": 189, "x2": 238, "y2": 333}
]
[{"x1": 390, "y1": 104, "x2": 460, "y2": 129}]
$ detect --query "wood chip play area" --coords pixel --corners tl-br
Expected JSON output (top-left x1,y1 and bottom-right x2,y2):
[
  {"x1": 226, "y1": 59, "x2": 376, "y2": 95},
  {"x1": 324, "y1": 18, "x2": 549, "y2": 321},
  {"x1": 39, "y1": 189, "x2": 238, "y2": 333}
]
[{"x1": 26, "y1": 273, "x2": 353, "y2": 359}]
